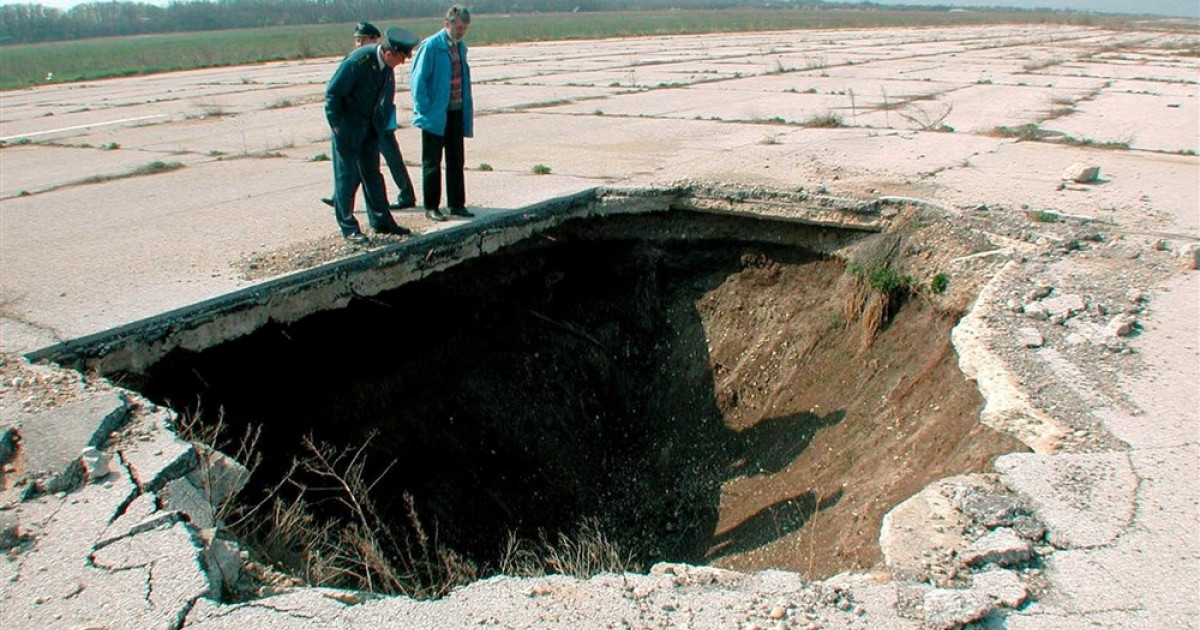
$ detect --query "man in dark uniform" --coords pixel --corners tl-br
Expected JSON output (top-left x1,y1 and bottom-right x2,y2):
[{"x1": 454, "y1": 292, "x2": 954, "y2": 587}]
[
  {"x1": 325, "y1": 27, "x2": 418, "y2": 243},
  {"x1": 322, "y1": 22, "x2": 417, "y2": 212}
]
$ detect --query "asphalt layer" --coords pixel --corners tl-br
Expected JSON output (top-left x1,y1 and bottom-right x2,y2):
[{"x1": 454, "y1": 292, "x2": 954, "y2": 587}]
[{"x1": 0, "y1": 22, "x2": 1197, "y2": 630}]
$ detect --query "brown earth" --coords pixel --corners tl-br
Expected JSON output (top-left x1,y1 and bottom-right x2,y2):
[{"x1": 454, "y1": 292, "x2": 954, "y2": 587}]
[{"x1": 694, "y1": 252, "x2": 1027, "y2": 578}]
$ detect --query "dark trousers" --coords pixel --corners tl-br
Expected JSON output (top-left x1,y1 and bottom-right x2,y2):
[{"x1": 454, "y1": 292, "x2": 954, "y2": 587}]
[
  {"x1": 331, "y1": 129, "x2": 395, "y2": 235},
  {"x1": 421, "y1": 108, "x2": 465, "y2": 211},
  {"x1": 378, "y1": 129, "x2": 416, "y2": 206}
]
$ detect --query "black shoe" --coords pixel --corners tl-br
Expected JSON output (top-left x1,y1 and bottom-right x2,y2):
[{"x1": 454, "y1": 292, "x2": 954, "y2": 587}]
[
  {"x1": 448, "y1": 207, "x2": 475, "y2": 218},
  {"x1": 425, "y1": 208, "x2": 448, "y2": 222},
  {"x1": 373, "y1": 222, "x2": 411, "y2": 236},
  {"x1": 344, "y1": 231, "x2": 369, "y2": 244},
  {"x1": 321, "y1": 198, "x2": 335, "y2": 208},
  {"x1": 390, "y1": 198, "x2": 417, "y2": 210}
]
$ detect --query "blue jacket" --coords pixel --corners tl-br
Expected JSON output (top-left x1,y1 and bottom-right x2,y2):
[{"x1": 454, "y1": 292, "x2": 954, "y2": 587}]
[
  {"x1": 325, "y1": 45, "x2": 396, "y2": 147},
  {"x1": 410, "y1": 29, "x2": 474, "y2": 138}
]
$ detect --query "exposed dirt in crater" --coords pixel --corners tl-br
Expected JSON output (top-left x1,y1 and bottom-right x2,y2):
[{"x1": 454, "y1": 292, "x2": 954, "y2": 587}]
[{"x1": 129, "y1": 211, "x2": 1027, "y2": 583}]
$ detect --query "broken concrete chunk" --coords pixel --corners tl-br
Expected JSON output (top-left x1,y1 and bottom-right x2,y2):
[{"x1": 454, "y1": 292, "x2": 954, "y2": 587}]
[
  {"x1": 923, "y1": 588, "x2": 994, "y2": 630},
  {"x1": 1061, "y1": 163, "x2": 1100, "y2": 183},
  {"x1": 122, "y1": 433, "x2": 198, "y2": 493},
  {"x1": 881, "y1": 476, "x2": 975, "y2": 584},
  {"x1": 16, "y1": 391, "x2": 129, "y2": 495},
  {"x1": 186, "y1": 443, "x2": 251, "y2": 507},
  {"x1": 201, "y1": 533, "x2": 244, "y2": 598},
  {"x1": 960, "y1": 527, "x2": 1033, "y2": 568},
  {"x1": 972, "y1": 569, "x2": 1028, "y2": 608},
  {"x1": 160, "y1": 477, "x2": 216, "y2": 530}
]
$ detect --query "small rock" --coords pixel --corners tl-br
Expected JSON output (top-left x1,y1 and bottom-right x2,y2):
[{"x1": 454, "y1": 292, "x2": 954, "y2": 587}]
[
  {"x1": 1025, "y1": 286, "x2": 1054, "y2": 301},
  {"x1": 1182, "y1": 243, "x2": 1200, "y2": 270},
  {"x1": 1106, "y1": 314, "x2": 1137, "y2": 337},
  {"x1": 960, "y1": 528, "x2": 1033, "y2": 567},
  {"x1": 1022, "y1": 302, "x2": 1049, "y2": 320},
  {"x1": 1040, "y1": 293, "x2": 1086, "y2": 320},
  {"x1": 923, "y1": 589, "x2": 994, "y2": 630},
  {"x1": 1061, "y1": 163, "x2": 1100, "y2": 183},
  {"x1": 0, "y1": 509, "x2": 22, "y2": 550},
  {"x1": 768, "y1": 606, "x2": 787, "y2": 619},
  {"x1": 1016, "y1": 327, "x2": 1044, "y2": 348},
  {"x1": 79, "y1": 446, "x2": 111, "y2": 481}
]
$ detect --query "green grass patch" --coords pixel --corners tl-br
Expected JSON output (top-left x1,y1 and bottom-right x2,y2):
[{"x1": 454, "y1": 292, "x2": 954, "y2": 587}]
[{"x1": 930, "y1": 273, "x2": 950, "y2": 295}]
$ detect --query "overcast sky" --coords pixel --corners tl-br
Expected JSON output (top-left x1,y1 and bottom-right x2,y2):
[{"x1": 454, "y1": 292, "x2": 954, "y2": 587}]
[{"x1": 16, "y1": 0, "x2": 1200, "y2": 18}]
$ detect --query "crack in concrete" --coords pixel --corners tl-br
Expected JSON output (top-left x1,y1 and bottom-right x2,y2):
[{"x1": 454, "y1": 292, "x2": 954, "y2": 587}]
[
  {"x1": 247, "y1": 601, "x2": 318, "y2": 620},
  {"x1": 106, "y1": 454, "x2": 142, "y2": 526}
]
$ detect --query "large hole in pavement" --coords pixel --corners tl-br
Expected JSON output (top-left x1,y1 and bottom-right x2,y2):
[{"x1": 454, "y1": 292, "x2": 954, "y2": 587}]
[{"x1": 116, "y1": 211, "x2": 1026, "y2": 594}]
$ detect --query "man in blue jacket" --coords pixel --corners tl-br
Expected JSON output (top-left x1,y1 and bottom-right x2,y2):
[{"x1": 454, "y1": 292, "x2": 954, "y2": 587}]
[
  {"x1": 411, "y1": 5, "x2": 475, "y2": 222},
  {"x1": 325, "y1": 27, "x2": 418, "y2": 243}
]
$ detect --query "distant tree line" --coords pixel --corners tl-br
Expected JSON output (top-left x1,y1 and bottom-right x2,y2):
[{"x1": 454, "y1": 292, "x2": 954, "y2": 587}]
[{"x1": 1, "y1": 0, "x2": 898, "y2": 44}]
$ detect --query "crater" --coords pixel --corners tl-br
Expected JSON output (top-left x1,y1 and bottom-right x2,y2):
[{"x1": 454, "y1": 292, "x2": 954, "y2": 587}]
[{"x1": 48, "y1": 188, "x2": 1027, "y2": 596}]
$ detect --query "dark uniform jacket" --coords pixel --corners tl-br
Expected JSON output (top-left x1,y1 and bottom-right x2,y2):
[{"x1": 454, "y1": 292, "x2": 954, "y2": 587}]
[{"x1": 324, "y1": 45, "x2": 396, "y2": 149}]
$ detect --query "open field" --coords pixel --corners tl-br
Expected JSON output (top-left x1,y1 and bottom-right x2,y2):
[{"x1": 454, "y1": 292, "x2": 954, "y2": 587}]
[{"x1": 0, "y1": 8, "x2": 1170, "y2": 90}]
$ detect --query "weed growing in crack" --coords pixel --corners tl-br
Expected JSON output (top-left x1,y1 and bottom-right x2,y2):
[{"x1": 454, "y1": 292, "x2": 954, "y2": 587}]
[
  {"x1": 898, "y1": 103, "x2": 954, "y2": 132},
  {"x1": 802, "y1": 112, "x2": 845, "y2": 128}
]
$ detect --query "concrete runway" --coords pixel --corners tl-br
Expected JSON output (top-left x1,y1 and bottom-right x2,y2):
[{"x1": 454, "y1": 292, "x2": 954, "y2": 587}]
[{"x1": 2, "y1": 23, "x2": 1196, "y2": 354}]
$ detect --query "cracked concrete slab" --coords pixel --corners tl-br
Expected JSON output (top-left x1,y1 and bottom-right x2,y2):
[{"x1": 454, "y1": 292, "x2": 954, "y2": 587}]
[
  {"x1": 120, "y1": 414, "x2": 199, "y2": 493},
  {"x1": 6, "y1": 390, "x2": 130, "y2": 496},
  {"x1": 995, "y1": 452, "x2": 1137, "y2": 549}
]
